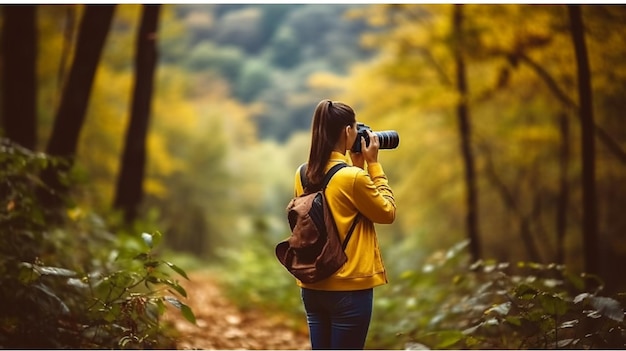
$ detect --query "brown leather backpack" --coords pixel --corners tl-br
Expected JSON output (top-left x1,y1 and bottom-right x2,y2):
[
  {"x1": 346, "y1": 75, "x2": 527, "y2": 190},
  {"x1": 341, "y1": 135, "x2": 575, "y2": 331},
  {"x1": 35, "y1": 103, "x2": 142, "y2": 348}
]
[{"x1": 275, "y1": 163, "x2": 360, "y2": 283}]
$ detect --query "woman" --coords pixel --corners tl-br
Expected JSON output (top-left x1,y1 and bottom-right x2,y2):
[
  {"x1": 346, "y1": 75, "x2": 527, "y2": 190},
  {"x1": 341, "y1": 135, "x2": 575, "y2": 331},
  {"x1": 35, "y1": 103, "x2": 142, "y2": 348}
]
[{"x1": 293, "y1": 99, "x2": 396, "y2": 349}]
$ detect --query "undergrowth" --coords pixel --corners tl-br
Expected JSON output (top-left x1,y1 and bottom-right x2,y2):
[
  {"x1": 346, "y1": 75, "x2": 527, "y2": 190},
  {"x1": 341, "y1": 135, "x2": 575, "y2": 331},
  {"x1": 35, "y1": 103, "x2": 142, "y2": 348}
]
[
  {"x1": 372, "y1": 240, "x2": 626, "y2": 349},
  {"x1": 219, "y1": 221, "x2": 625, "y2": 349},
  {"x1": 0, "y1": 138, "x2": 195, "y2": 348}
]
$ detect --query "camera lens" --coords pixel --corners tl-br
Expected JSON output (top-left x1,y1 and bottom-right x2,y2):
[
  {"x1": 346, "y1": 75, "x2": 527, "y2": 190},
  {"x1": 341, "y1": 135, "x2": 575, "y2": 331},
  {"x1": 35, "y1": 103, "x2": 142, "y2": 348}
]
[
  {"x1": 350, "y1": 125, "x2": 400, "y2": 153},
  {"x1": 374, "y1": 131, "x2": 400, "y2": 150}
]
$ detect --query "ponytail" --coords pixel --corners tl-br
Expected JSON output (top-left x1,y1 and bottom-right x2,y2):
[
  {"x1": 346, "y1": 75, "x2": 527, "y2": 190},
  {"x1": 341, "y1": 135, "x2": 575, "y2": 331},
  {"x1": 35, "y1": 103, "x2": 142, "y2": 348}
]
[{"x1": 305, "y1": 99, "x2": 355, "y2": 191}]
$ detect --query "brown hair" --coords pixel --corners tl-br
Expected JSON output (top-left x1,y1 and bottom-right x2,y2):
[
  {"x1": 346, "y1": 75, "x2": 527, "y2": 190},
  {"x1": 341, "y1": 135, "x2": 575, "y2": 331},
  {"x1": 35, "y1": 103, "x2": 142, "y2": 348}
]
[{"x1": 305, "y1": 99, "x2": 356, "y2": 191}]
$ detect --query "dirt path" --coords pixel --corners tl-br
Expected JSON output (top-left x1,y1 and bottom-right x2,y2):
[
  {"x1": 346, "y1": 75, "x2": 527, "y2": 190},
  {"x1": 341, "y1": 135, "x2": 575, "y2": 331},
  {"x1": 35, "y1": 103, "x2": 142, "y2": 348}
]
[{"x1": 166, "y1": 271, "x2": 311, "y2": 350}]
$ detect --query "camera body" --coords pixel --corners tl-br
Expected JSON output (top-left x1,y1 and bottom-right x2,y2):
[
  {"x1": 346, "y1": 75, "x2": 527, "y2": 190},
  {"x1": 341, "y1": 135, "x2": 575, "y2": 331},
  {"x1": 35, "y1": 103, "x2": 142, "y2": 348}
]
[{"x1": 351, "y1": 122, "x2": 400, "y2": 153}]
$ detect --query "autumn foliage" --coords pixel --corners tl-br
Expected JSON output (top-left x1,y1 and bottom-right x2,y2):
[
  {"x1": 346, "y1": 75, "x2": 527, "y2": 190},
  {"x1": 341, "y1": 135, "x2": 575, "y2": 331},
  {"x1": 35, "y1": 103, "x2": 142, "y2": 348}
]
[{"x1": 2, "y1": 4, "x2": 626, "y2": 349}]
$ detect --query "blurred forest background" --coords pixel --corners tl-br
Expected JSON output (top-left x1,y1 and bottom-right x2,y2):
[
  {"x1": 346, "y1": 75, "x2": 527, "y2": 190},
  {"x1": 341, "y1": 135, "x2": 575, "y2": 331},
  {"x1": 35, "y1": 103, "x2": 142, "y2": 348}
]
[{"x1": 2, "y1": 4, "x2": 626, "y2": 349}]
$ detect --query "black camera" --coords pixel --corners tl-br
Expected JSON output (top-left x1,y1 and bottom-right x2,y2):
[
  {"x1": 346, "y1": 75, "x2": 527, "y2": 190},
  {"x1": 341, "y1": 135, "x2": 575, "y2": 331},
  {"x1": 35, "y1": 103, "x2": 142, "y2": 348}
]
[{"x1": 351, "y1": 122, "x2": 399, "y2": 153}]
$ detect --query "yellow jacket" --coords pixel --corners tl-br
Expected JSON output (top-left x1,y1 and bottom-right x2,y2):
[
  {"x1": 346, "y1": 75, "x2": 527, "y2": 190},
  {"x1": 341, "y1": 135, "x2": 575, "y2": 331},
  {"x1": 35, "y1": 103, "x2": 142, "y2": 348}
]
[{"x1": 293, "y1": 151, "x2": 396, "y2": 291}]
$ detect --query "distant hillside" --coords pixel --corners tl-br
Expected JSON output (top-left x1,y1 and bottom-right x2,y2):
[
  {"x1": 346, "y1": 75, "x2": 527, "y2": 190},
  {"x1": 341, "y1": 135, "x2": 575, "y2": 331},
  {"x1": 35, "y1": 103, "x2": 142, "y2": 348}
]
[{"x1": 166, "y1": 4, "x2": 374, "y2": 141}]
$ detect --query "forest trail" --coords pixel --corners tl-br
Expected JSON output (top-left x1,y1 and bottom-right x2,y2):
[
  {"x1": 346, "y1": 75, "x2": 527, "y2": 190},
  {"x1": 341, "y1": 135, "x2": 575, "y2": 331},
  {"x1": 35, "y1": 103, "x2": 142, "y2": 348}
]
[{"x1": 165, "y1": 271, "x2": 311, "y2": 350}]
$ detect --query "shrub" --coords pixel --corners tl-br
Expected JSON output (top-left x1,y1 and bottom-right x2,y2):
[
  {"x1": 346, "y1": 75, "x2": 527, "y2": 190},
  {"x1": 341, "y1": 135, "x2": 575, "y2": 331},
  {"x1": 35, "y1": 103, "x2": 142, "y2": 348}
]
[
  {"x1": 372, "y1": 240, "x2": 626, "y2": 349},
  {"x1": 0, "y1": 138, "x2": 195, "y2": 348},
  {"x1": 216, "y1": 230, "x2": 303, "y2": 319}
]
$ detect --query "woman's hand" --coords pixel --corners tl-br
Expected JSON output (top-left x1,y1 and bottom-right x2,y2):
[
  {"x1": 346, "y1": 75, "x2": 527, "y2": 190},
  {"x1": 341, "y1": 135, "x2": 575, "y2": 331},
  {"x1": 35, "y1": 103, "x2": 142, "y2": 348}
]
[
  {"x1": 362, "y1": 129, "x2": 379, "y2": 164},
  {"x1": 350, "y1": 130, "x2": 379, "y2": 168}
]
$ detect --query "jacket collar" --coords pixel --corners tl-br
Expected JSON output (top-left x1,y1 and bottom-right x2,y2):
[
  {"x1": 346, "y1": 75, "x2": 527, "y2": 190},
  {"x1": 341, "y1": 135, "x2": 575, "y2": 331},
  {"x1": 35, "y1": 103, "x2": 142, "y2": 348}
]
[{"x1": 329, "y1": 151, "x2": 350, "y2": 165}]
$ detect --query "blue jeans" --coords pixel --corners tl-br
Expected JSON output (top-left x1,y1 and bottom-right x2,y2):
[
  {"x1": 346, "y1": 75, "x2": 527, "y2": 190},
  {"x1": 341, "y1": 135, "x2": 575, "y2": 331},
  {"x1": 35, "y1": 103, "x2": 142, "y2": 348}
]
[{"x1": 301, "y1": 288, "x2": 373, "y2": 350}]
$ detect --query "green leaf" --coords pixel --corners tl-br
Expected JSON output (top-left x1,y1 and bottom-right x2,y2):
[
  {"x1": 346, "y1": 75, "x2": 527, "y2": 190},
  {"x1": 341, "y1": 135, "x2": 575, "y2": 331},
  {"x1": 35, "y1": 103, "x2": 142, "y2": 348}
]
[
  {"x1": 539, "y1": 293, "x2": 569, "y2": 316},
  {"x1": 156, "y1": 299, "x2": 167, "y2": 315},
  {"x1": 484, "y1": 317, "x2": 499, "y2": 327},
  {"x1": 164, "y1": 296, "x2": 196, "y2": 324},
  {"x1": 527, "y1": 262, "x2": 546, "y2": 270},
  {"x1": 557, "y1": 339, "x2": 577, "y2": 348},
  {"x1": 505, "y1": 316, "x2": 522, "y2": 327},
  {"x1": 110, "y1": 270, "x2": 141, "y2": 288},
  {"x1": 151, "y1": 230, "x2": 163, "y2": 248},
  {"x1": 102, "y1": 303, "x2": 121, "y2": 322},
  {"x1": 165, "y1": 261, "x2": 190, "y2": 280},
  {"x1": 181, "y1": 303, "x2": 197, "y2": 325},
  {"x1": 485, "y1": 302, "x2": 511, "y2": 316},
  {"x1": 141, "y1": 232, "x2": 153, "y2": 248},
  {"x1": 559, "y1": 319, "x2": 579, "y2": 329},
  {"x1": 67, "y1": 277, "x2": 89, "y2": 289},
  {"x1": 589, "y1": 296, "x2": 624, "y2": 322},
  {"x1": 445, "y1": 240, "x2": 470, "y2": 260},
  {"x1": 574, "y1": 293, "x2": 591, "y2": 304},
  {"x1": 164, "y1": 279, "x2": 188, "y2": 298},
  {"x1": 164, "y1": 296, "x2": 182, "y2": 309},
  {"x1": 19, "y1": 262, "x2": 77, "y2": 278},
  {"x1": 146, "y1": 276, "x2": 161, "y2": 285},
  {"x1": 514, "y1": 283, "x2": 538, "y2": 299},
  {"x1": 34, "y1": 265, "x2": 77, "y2": 277},
  {"x1": 469, "y1": 259, "x2": 484, "y2": 271},
  {"x1": 18, "y1": 263, "x2": 40, "y2": 284},
  {"x1": 462, "y1": 324, "x2": 480, "y2": 335}
]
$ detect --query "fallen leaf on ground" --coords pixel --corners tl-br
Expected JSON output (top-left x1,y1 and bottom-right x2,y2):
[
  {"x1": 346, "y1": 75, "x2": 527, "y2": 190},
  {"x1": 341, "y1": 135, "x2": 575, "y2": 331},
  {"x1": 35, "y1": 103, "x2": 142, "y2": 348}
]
[{"x1": 164, "y1": 271, "x2": 311, "y2": 350}]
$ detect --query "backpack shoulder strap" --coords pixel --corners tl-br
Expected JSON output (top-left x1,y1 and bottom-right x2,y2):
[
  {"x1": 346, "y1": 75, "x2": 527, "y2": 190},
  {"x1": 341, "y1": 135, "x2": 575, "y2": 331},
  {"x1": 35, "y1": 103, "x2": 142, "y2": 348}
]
[
  {"x1": 300, "y1": 161, "x2": 359, "y2": 249},
  {"x1": 342, "y1": 214, "x2": 361, "y2": 250},
  {"x1": 298, "y1": 163, "x2": 308, "y2": 190},
  {"x1": 299, "y1": 162, "x2": 347, "y2": 191},
  {"x1": 321, "y1": 163, "x2": 347, "y2": 189}
]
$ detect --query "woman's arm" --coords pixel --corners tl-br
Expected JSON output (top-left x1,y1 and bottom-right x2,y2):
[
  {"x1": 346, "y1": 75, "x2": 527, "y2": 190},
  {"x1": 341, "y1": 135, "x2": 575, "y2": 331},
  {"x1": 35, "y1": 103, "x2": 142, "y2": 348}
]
[{"x1": 352, "y1": 163, "x2": 396, "y2": 224}]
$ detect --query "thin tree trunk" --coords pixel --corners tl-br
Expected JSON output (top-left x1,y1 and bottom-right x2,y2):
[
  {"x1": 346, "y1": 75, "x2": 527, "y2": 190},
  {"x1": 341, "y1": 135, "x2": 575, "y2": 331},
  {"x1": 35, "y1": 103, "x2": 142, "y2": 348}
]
[
  {"x1": 556, "y1": 113, "x2": 570, "y2": 264},
  {"x1": 481, "y1": 145, "x2": 543, "y2": 263},
  {"x1": 568, "y1": 5, "x2": 599, "y2": 276},
  {"x1": 113, "y1": 4, "x2": 161, "y2": 223},
  {"x1": 56, "y1": 5, "x2": 78, "y2": 107},
  {"x1": 46, "y1": 5, "x2": 115, "y2": 158},
  {"x1": 2, "y1": 5, "x2": 37, "y2": 150},
  {"x1": 516, "y1": 52, "x2": 626, "y2": 165},
  {"x1": 40, "y1": 5, "x2": 115, "y2": 209},
  {"x1": 453, "y1": 4, "x2": 481, "y2": 261}
]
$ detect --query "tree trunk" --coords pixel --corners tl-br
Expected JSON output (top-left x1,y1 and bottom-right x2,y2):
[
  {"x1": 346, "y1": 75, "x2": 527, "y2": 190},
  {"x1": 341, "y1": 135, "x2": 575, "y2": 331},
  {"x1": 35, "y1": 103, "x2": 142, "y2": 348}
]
[
  {"x1": 482, "y1": 145, "x2": 543, "y2": 263},
  {"x1": 516, "y1": 52, "x2": 626, "y2": 165},
  {"x1": 46, "y1": 5, "x2": 115, "y2": 158},
  {"x1": 40, "y1": 5, "x2": 115, "y2": 209},
  {"x1": 556, "y1": 113, "x2": 570, "y2": 264},
  {"x1": 56, "y1": 5, "x2": 78, "y2": 103},
  {"x1": 2, "y1": 5, "x2": 37, "y2": 150},
  {"x1": 453, "y1": 4, "x2": 481, "y2": 261},
  {"x1": 113, "y1": 4, "x2": 161, "y2": 223},
  {"x1": 568, "y1": 5, "x2": 599, "y2": 276}
]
